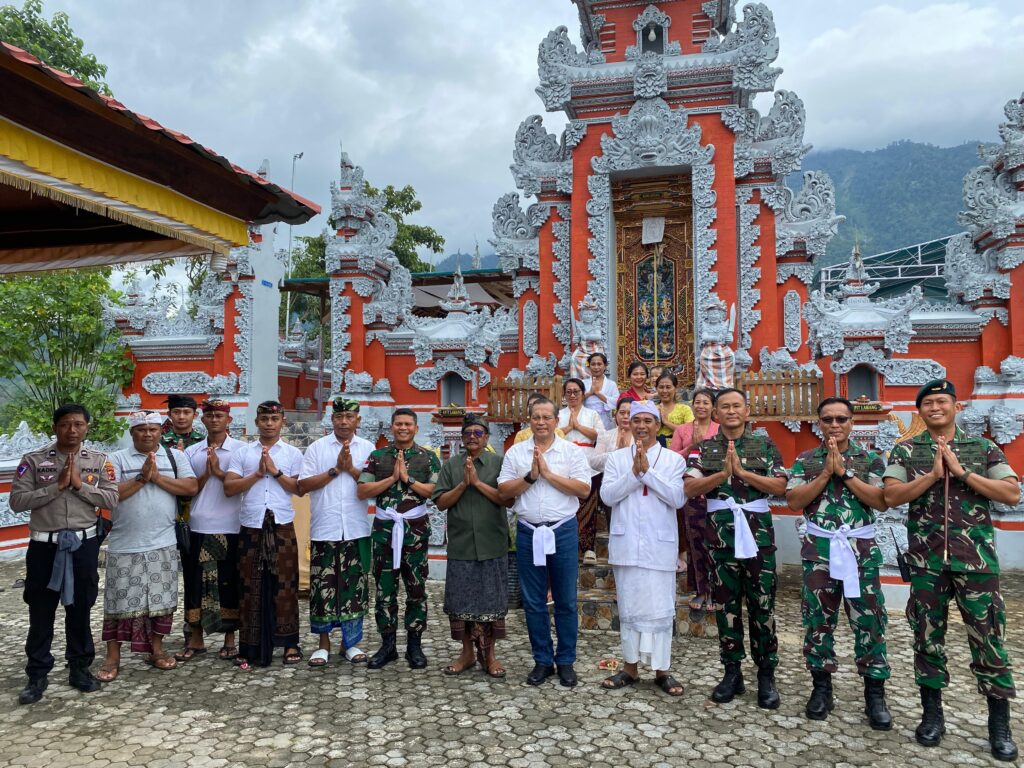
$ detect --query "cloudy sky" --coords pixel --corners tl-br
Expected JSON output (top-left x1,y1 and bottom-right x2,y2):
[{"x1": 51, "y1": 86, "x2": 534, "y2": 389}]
[{"x1": 38, "y1": 0, "x2": 1024, "y2": 264}]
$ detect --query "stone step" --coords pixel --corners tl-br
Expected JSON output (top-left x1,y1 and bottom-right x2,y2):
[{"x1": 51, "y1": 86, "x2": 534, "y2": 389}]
[{"x1": 577, "y1": 588, "x2": 718, "y2": 639}]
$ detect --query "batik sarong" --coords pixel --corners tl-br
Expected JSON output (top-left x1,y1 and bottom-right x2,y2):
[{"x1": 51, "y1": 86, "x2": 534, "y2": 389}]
[
  {"x1": 309, "y1": 538, "x2": 370, "y2": 647},
  {"x1": 444, "y1": 556, "x2": 508, "y2": 642},
  {"x1": 102, "y1": 545, "x2": 178, "y2": 653},
  {"x1": 577, "y1": 474, "x2": 603, "y2": 556},
  {"x1": 183, "y1": 531, "x2": 240, "y2": 635},
  {"x1": 684, "y1": 496, "x2": 712, "y2": 597},
  {"x1": 238, "y1": 511, "x2": 300, "y2": 666}
]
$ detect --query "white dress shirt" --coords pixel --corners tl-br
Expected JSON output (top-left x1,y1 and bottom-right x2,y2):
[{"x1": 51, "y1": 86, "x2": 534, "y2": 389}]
[
  {"x1": 300, "y1": 433, "x2": 375, "y2": 542},
  {"x1": 600, "y1": 443, "x2": 687, "y2": 572},
  {"x1": 582, "y1": 376, "x2": 620, "y2": 430},
  {"x1": 226, "y1": 439, "x2": 304, "y2": 528},
  {"x1": 185, "y1": 436, "x2": 245, "y2": 535},
  {"x1": 557, "y1": 406, "x2": 605, "y2": 477},
  {"x1": 497, "y1": 436, "x2": 591, "y2": 525},
  {"x1": 107, "y1": 446, "x2": 195, "y2": 554}
]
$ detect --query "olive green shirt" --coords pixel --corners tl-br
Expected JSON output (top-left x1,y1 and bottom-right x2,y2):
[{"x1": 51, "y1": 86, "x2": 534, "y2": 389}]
[{"x1": 432, "y1": 451, "x2": 507, "y2": 561}]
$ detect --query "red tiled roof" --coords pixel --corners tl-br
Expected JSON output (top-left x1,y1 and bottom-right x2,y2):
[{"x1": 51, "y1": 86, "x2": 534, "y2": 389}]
[{"x1": 0, "y1": 41, "x2": 320, "y2": 223}]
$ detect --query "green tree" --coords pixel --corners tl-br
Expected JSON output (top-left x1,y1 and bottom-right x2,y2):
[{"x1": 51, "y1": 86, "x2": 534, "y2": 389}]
[
  {"x1": 0, "y1": 270, "x2": 133, "y2": 442},
  {"x1": 364, "y1": 182, "x2": 444, "y2": 272},
  {"x1": 0, "y1": 0, "x2": 111, "y2": 94}
]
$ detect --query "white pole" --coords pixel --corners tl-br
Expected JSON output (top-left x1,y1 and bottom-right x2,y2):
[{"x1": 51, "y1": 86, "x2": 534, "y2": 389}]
[{"x1": 284, "y1": 151, "x2": 303, "y2": 338}]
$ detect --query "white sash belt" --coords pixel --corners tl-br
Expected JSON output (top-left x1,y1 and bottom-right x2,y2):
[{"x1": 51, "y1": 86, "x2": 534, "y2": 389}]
[
  {"x1": 375, "y1": 505, "x2": 428, "y2": 570},
  {"x1": 707, "y1": 498, "x2": 771, "y2": 560},
  {"x1": 805, "y1": 521, "x2": 876, "y2": 599},
  {"x1": 520, "y1": 516, "x2": 574, "y2": 567}
]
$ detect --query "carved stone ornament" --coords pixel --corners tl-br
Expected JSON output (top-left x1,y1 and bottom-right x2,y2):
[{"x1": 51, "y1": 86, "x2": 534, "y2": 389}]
[
  {"x1": 490, "y1": 193, "x2": 540, "y2": 274},
  {"x1": 589, "y1": 97, "x2": 718, "y2": 348},
  {"x1": 0, "y1": 492, "x2": 29, "y2": 528},
  {"x1": 776, "y1": 263, "x2": 815, "y2": 286},
  {"x1": 634, "y1": 52, "x2": 667, "y2": 100},
  {"x1": 702, "y1": 2, "x2": 782, "y2": 91},
  {"x1": 233, "y1": 281, "x2": 254, "y2": 395},
  {"x1": 728, "y1": 90, "x2": 811, "y2": 180},
  {"x1": 776, "y1": 171, "x2": 845, "y2": 260},
  {"x1": 830, "y1": 342, "x2": 945, "y2": 386},
  {"x1": 551, "y1": 205, "x2": 573, "y2": 354},
  {"x1": 944, "y1": 232, "x2": 1011, "y2": 304},
  {"x1": 510, "y1": 115, "x2": 576, "y2": 196},
  {"x1": 342, "y1": 370, "x2": 374, "y2": 393},
  {"x1": 330, "y1": 287, "x2": 352, "y2": 391},
  {"x1": 409, "y1": 355, "x2": 481, "y2": 401},
  {"x1": 0, "y1": 421, "x2": 51, "y2": 460},
  {"x1": 142, "y1": 371, "x2": 238, "y2": 396},
  {"x1": 988, "y1": 404, "x2": 1023, "y2": 446},
  {"x1": 874, "y1": 420, "x2": 902, "y2": 454},
  {"x1": 117, "y1": 393, "x2": 142, "y2": 409},
  {"x1": 958, "y1": 405, "x2": 989, "y2": 438},
  {"x1": 783, "y1": 290, "x2": 803, "y2": 352},
  {"x1": 758, "y1": 347, "x2": 821, "y2": 375},
  {"x1": 523, "y1": 300, "x2": 539, "y2": 357},
  {"x1": 736, "y1": 188, "x2": 761, "y2": 353},
  {"x1": 536, "y1": 26, "x2": 586, "y2": 112}
]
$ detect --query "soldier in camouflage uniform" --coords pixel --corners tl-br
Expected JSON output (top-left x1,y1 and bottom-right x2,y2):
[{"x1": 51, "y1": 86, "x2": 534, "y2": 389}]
[
  {"x1": 787, "y1": 397, "x2": 891, "y2": 730},
  {"x1": 685, "y1": 388, "x2": 788, "y2": 709},
  {"x1": 883, "y1": 379, "x2": 1020, "y2": 761},
  {"x1": 357, "y1": 408, "x2": 440, "y2": 670}
]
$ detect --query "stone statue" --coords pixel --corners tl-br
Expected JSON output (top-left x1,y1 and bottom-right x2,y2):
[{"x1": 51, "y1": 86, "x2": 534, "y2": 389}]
[
  {"x1": 846, "y1": 243, "x2": 866, "y2": 283},
  {"x1": 696, "y1": 295, "x2": 736, "y2": 389},
  {"x1": 569, "y1": 294, "x2": 605, "y2": 378}
]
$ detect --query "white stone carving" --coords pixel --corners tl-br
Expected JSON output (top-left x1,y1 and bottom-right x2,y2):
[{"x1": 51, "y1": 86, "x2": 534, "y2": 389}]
[
  {"x1": 409, "y1": 356, "x2": 481, "y2": 401},
  {"x1": 0, "y1": 421, "x2": 51, "y2": 460},
  {"x1": 776, "y1": 171, "x2": 845, "y2": 259},
  {"x1": 776, "y1": 263, "x2": 815, "y2": 285},
  {"x1": 634, "y1": 52, "x2": 667, "y2": 100},
  {"x1": 988, "y1": 404, "x2": 1023, "y2": 446},
  {"x1": 233, "y1": 281, "x2": 254, "y2": 396},
  {"x1": 830, "y1": 342, "x2": 945, "y2": 385},
  {"x1": 783, "y1": 290, "x2": 802, "y2": 352},
  {"x1": 523, "y1": 300, "x2": 539, "y2": 358},
  {"x1": 490, "y1": 193, "x2": 540, "y2": 273},
  {"x1": 142, "y1": 371, "x2": 238, "y2": 396},
  {"x1": 510, "y1": 115, "x2": 578, "y2": 196},
  {"x1": 736, "y1": 187, "x2": 761, "y2": 354},
  {"x1": 702, "y1": 2, "x2": 782, "y2": 91},
  {"x1": 0, "y1": 492, "x2": 29, "y2": 528},
  {"x1": 944, "y1": 231, "x2": 1011, "y2": 304}
]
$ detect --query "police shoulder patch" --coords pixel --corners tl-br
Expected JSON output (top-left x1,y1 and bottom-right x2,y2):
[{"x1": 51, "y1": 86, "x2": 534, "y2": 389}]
[{"x1": 103, "y1": 461, "x2": 116, "y2": 481}]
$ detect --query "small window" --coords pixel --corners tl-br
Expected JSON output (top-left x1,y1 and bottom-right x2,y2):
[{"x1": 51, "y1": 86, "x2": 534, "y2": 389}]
[
  {"x1": 440, "y1": 373, "x2": 466, "y2": 407},
  {"x1": 847, "y1": 365, "x2": 879, "y2": 401},
  {"x1": 641, "y1": 23, "x2": 665, "y2": 55}
]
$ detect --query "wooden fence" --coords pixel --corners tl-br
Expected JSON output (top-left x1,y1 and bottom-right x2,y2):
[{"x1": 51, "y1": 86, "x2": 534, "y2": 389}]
[
  {"x1": 736, "y1": 369, "x2": 823, "y2": 422},
  {"x1": 488, "y1": 375, "x2": 563, "y2": 423}
]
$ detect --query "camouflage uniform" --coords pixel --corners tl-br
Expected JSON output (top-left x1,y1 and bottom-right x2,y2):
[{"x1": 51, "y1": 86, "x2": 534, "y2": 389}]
[
  {"x1": 358, "y1": 444, "x2": 441, "y2": 635},
  {"x1": 884, "y1": 427, "x2": 1017, "y2": 699},
  {"x1": 789, "y1": 443, "x2": 890, "y2": 679},
  {"x1": 685, "y1": 429, "x2": 787, "y2": 668}
]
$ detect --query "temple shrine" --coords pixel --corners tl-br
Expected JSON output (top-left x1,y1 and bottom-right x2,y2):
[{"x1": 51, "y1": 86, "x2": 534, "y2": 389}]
[{"x1": 2, "y1": 1, "x2": 1024, "y2": 596}]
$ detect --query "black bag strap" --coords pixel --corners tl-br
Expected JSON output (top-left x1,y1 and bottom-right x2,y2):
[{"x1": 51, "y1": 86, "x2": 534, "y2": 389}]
[{"x1": 162, "y1": 443, "x2": 179, "y2": 478}]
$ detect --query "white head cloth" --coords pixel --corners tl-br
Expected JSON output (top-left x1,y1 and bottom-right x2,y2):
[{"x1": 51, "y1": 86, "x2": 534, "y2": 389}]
[
  {"x1": 128, "y1": 411, "x2": 164, "y2": 429},
  {"x1": 629, "y1": 400, "x2": 661, "y2": 421}
]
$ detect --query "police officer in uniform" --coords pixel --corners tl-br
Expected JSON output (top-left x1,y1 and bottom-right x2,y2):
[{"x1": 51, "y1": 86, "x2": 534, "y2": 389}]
[
  {"x1": 10, "y1": 404, "x2": 119, "y2": 704},
  {"x1": 884, "y1": 379, "x2": 1020, "y2": 761}
]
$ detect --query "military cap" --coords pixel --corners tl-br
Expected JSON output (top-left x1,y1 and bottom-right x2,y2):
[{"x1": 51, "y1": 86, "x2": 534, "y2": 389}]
[{"x1": 916, "y1": 379, "x2": 956, "y2": 408}]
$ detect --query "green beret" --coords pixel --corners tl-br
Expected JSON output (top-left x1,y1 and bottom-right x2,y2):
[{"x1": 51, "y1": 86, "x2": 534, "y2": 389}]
[
  {"x1": 332, "y1": 397, "x2": 360, "y2": 413},
  {"x1": 916, "y1": 379, "x2": 956, "y2": 408}
]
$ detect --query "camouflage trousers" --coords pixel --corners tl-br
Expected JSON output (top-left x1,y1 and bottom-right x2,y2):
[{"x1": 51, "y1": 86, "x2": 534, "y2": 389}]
[
  {"x1": 908, "y1": 567, "x2": 1016, "y2": 699},
  {"x1": 710, "y1": 547, "x2": 778, "y2": 668},
  {"x1": 371, "y1": 520, "x2": 429, "y2": 636},
  {"x1": 801, "y1": 561, "x2": 890, "y2": 679}
]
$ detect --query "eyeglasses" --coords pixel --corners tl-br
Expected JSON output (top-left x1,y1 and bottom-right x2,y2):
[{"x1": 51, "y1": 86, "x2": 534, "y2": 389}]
[
  {"x1": 565, "y1": 390, "x2": 582, "y2": 397},
  {"x1": 462, "y1": 429, "x2": 486, "y2": 438},
  {"x1": 819, "y1": 416, "x2": 851, "y2": 425}
]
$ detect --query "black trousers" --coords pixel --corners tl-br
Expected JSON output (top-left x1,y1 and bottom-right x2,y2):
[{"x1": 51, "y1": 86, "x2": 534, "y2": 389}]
[{"x1": 23, "y1": 536, "x2": 100, "y2": 679}]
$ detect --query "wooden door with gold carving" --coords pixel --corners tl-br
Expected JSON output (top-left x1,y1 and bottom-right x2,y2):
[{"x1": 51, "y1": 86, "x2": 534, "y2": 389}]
[{"x1": 612, "y1": 176, "x2": 694, "y2": 385}]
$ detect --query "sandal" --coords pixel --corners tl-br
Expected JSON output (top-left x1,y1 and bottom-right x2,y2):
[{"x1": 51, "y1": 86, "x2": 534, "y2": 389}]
[
  {"x1": 146, "y1": 654, "x2": 177, "y2": 671},
  {"x1": 174, "y1": 646, "x2": 208, "y2": 662},
  {"x1": 442, "y1": 658, "x2": 477, "y2": 676},
  {"x1": 582, "y1": 550, "x2": 597, "y2": 565},
  {"x1": 654, "y1": 674, "x2": 684, "y2": 696},
  {"x1": 602, "y1": 670, "x2": 639, "y2": 689},
  {"x1": 485, "y1": 659, "x2": 507, "y2": 679},
  {"x1": 688, "y1": 594, "x2": 705, "y2": 611},
  {"x1": 344, "y1": 646, "x2": 367, "y2": 663},
  {"x1": 233, "y1": 657, "x2": 253, "y2": 672},
  {"x1": 96, "y1": 662, "x2": 120, "y2": 682},
  {"x1": 283, "y1": 648, "x2": 303, "y2": 665},
  {"x1": 218, "y1": 645, "x2": 238, "y2": 660},
  {"x1": 308, "y1": 649, "x2": 330, "y2": 667}
]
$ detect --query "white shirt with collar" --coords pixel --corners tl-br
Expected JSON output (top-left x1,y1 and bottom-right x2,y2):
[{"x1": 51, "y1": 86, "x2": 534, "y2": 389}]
[
  {"x1": 497, "y1": 436, "x2": 591, "y2": 525},
  {"x1": 185, "y1": 435, "x2": 245, "y2": 535},
  {"x1": 600, "y1": 442, "x2": 687, "y2": 572},
  {"x1": 300, "y1": 432, "x2": 375, "y2": 542},
  {"x1": 557, "y1": 405, "x2": 605, "y2": 477},
  {"x1": 582, "y1": 376, "x2": 620, "y2": 430},
  {"x1": 107, "y1": 445, "x2": 195, "y2": 554},
  {"x1": 226, "y1": 439, "x2": 304, "y2": 528}
]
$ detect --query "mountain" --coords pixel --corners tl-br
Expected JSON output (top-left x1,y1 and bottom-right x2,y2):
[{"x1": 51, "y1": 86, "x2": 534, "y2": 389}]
[
  {"x1": 429, "y1": 251, "x2": 500, "y2": 272},
  {"x1": 791, "y1": 140, "x2": 983, "y2": 265}
]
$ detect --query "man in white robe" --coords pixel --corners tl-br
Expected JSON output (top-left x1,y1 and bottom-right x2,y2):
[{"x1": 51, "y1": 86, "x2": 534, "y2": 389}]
[{"x1": 599, "y1": 400, "x2": 687, "y2": 695}]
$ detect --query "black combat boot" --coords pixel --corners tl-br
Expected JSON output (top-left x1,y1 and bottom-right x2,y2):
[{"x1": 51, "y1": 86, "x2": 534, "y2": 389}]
[
  {"x1": 17, "y1": 676, "x2": 48, "y2": 705},
  {"x1": 68, "y1": 664, "x2": 101, "y2": 693},
  {"x1": 915, "y1": 686, "x2": 945, "y2": 747},
  {"x1": 805, "y1": 670, "x2": 833, "y2": 720},
  {"x1": 987, "y1": 696, "x2": 1018, "y2": 762},
  {"x1": 405, "y1": 631, "x2": 428, "y2": 669},
  {"x1": 711, "y1": 662, "x2": 745, "y2": 703},
  {"x1": 367, "y1": 633, "x2": 398, "y2": 669},
  {"x1": 757, "y1": 665, "x2": 781, "y2": 710},
  {"x1": 863, "y1": 677, "x2": 892, "y2": 731}
]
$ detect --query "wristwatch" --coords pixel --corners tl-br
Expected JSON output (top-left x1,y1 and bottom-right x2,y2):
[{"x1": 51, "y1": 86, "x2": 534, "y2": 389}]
[
  {"x1": 843, "y1": 467, "x2": 856, "y2": 480},
  {"x1": 273, "y1": 469, "x2": 284, "y2": 479},
  {"x1": 327, "y1": 468, "x2": 339, "y2": 478},
  {"x1": 523, "y1": 471, "x2": 537, "y2": 485},
  {"x1": 134, "y1": 473, "x2": 146, "y2": 485}
]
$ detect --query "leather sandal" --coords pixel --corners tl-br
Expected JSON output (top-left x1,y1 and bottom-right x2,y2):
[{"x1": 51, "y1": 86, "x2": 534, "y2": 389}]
[
  {"x1": 655, "y1": 674, "x2": 684, "y2": 696},
  {"x1": 602, "y1": 670, "x2": 639, "y2": 689}
]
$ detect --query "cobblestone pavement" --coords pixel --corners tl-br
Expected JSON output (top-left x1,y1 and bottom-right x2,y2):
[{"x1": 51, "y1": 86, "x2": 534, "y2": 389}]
[{"x1": 0, "y1": 559, "x2": 1021, "y2": 768}]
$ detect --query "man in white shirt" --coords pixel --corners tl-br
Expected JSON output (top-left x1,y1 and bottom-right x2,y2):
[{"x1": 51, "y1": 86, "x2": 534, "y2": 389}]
[
  {"x1": 599, "y1": 400, "x2": 687, "y2": 696},
  {"x1": 297, "y1": 397, "x2": 375, "y2": 667},
  {"x1": 224, "y1": 401, "x2": 304, "y2": 669},
  {"x1": 179, "y1": 399, "x2": 245, "y2": 662},
  {"x1": 498, "y1": 397, "x2": 590, "y2": 688},
  {"x1": 98, "y1": 411, "x2": 198, "y2": 680}
]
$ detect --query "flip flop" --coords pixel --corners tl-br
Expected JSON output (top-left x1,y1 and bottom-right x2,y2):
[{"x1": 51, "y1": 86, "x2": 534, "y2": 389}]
[
  {"x1": 344, "y1": 646, "x2": 367, "y2": 663},
  {"x1": 602, "y1": 670, "x2": 639, "y2": 689},
  {"x1": 146, "y1": 654, "x2": 177, "y2": 671},
  {"x1": 218, "y1": 645, "x2": 238, "y2": 660},
  {"x1": 96, "y1": 662, "x2": 120, "y2": 682},
  {"x1": 174, "y1": 646, "x2": 208, "y2": 662},
  {"x1": 283, "y1": 649, "x2": 304, "y2": 665},
  {"x1": 654, "y1": 674, "x2": 684, "y2": 696},
  {"x1": 308, "y1": 649, "x2": 330, "y2": 667},
  {"x1": 442, "y1": 659, "x2": 477, "y2": 676},
  {"x1": 582, "y1": 550, "x2": 597, "y2": 565}
]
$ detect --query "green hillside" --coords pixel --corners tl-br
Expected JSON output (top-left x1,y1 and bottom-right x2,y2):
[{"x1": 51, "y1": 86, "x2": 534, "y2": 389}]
[{"x1": 792, "y1": 140, "x2": 982, "y2": 265}]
